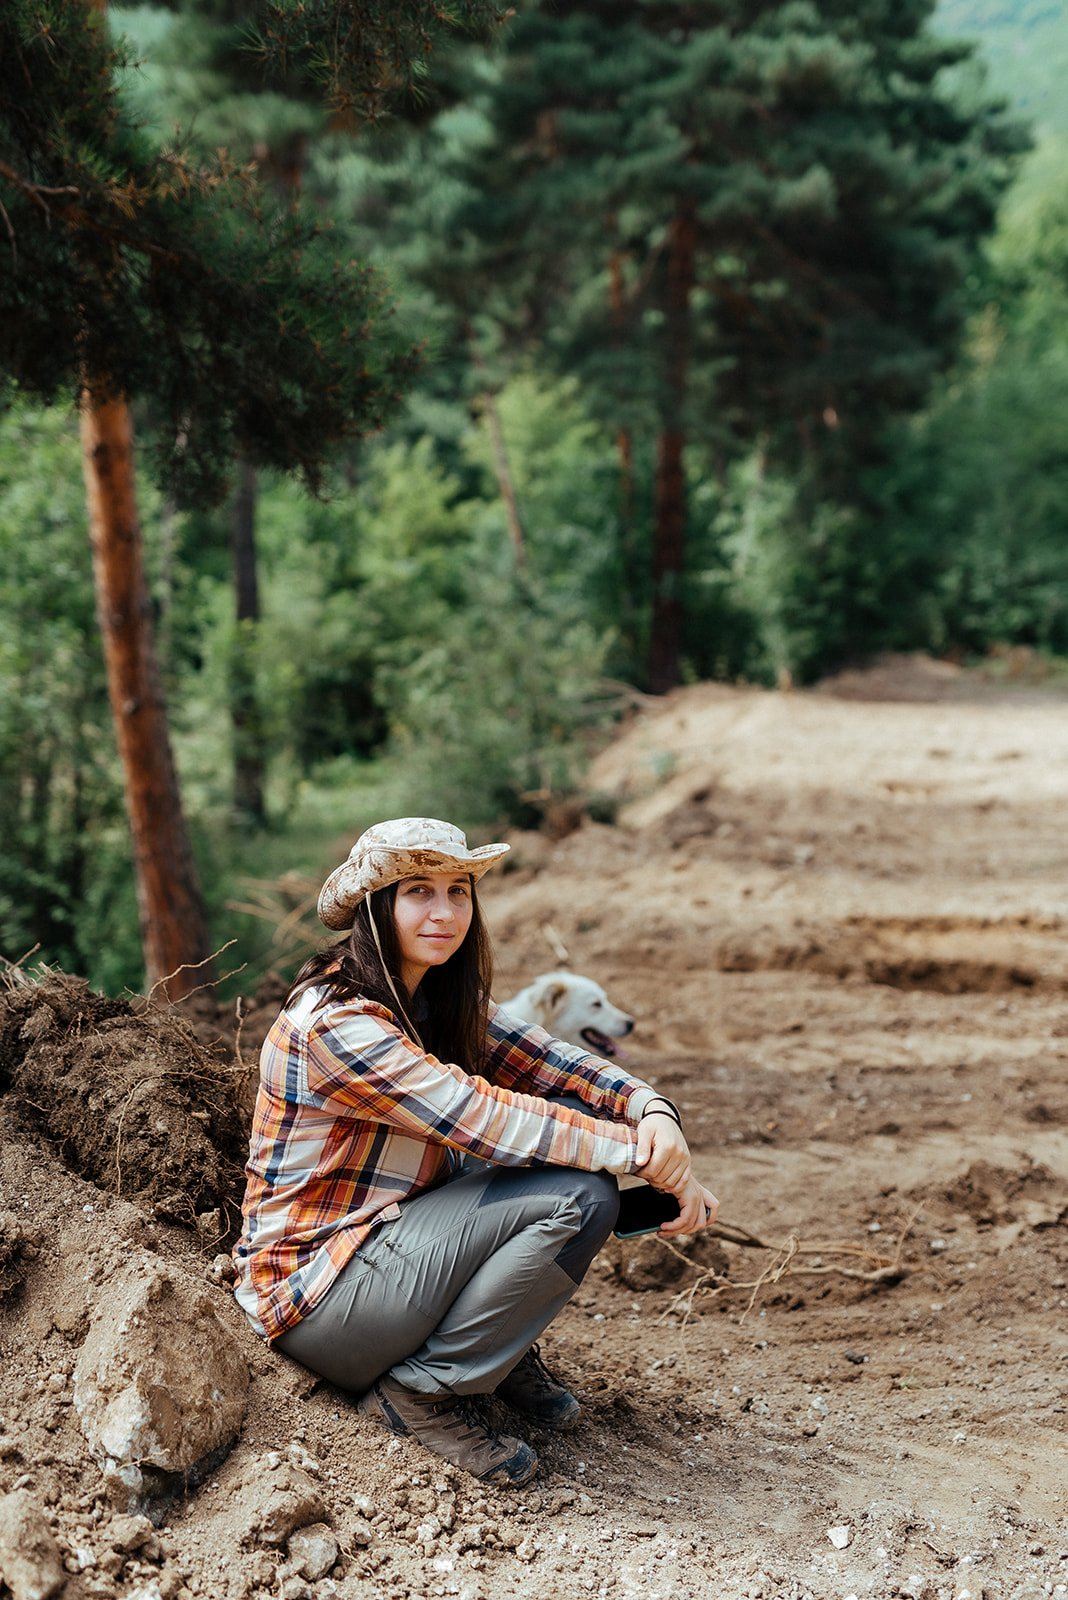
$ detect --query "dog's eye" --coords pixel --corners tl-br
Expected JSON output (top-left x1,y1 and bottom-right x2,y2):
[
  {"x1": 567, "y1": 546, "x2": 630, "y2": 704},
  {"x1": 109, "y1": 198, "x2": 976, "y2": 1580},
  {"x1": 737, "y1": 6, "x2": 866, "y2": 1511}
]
[{"x1": 591, "y1": 1000, "x2": 602, "y2": 1009}]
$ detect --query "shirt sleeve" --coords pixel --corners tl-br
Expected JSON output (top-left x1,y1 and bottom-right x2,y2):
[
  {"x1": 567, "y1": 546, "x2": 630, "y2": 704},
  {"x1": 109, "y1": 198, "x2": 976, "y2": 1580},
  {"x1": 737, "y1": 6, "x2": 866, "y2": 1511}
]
[
  {"x1": 304, "y1": 1002, "x2": 643, "y2": 1175},
  {"x1": 485, "y1": 1002, "x2": 664, "y2": 1125}
]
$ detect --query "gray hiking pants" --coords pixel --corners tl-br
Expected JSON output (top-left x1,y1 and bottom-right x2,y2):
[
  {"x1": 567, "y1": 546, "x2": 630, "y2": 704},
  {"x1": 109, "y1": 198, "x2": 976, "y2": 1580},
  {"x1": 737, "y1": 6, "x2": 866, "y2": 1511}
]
[{"x1": 274, "y1": 1158, "x2": 620, "y2": 1399}]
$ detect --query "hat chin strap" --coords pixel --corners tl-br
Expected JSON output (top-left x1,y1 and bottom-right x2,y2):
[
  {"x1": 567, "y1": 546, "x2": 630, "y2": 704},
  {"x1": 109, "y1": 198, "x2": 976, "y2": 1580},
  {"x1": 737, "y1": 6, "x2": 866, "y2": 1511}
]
[{"x1": 365, "y1": 898, "x2": 425, "y2": 1050}]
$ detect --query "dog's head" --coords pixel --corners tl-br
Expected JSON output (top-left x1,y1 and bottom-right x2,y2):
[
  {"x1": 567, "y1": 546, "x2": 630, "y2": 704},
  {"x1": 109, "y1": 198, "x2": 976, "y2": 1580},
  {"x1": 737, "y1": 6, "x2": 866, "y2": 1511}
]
[{"x1": 519, "y1": 971, "x2": 635, "y2": 1057}]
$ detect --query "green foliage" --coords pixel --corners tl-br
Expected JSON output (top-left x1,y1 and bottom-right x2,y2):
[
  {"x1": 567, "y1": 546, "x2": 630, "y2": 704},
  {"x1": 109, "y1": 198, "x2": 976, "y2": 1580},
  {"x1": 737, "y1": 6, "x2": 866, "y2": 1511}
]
[
  {"x1": 248, "y1": 0, "x2": 508, "y2": 118},
  {"x1": 874, "y1": 273, "x2": 1068, "y2": 657},
  {"x1": 443, "y1": 0, "x2": 1028, "y2": 474},
  {"x1": 0, "y1": 2, "x2": 433, "y2": 503},
  {"x1": 5, "y1": 0, "x2": 1067, "y2": 998},
  {"x1": 0, "y1": 403, "x2": 120, "y2": 973}
]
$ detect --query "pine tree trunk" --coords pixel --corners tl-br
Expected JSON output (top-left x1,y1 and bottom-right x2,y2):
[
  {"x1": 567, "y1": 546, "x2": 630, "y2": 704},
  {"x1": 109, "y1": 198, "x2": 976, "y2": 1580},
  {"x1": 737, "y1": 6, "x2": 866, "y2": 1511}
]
[
  {"x1": 230, "y1": 456, "x2": 267, "y2": 825},
  {"x1": 648, "y1": 199, "x2": 696, "y2": 694},
  {"x1": 608, "y1": 235, "x2": 644, "y2": 663},
  {"x1": 481, "y1": 386, "x2": 528, "y2": 575},
  {"x1": 79, "y1": 385, "x2": 215, "y2": 999},
  {"x1": 608, "y1": 241, "x2": 635, "y2": 534},
  {"x1": 466, "y1": 325, "x2": 528, "y2": 574}
]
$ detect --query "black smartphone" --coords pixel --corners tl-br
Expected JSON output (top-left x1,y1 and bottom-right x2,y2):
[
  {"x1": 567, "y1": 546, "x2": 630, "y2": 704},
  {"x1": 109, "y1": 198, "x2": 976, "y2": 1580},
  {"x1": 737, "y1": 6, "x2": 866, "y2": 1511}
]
[{"x1": 614, "y1": 1184, "x2": 681, "y2": 1238}]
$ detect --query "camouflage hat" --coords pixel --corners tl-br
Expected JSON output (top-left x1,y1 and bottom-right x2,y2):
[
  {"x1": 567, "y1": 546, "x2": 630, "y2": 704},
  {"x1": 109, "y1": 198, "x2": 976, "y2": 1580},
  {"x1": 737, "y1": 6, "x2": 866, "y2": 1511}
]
[{"x1": 317, "y1": 817, "x2": 510, "y2": 930}]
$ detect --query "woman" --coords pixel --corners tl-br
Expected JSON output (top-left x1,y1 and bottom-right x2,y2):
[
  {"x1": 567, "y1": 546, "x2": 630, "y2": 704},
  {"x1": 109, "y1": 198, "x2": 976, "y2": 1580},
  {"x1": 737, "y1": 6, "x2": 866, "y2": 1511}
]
[{"x1": 234, "y1": 817, "x2": 718, "y2": 1487}]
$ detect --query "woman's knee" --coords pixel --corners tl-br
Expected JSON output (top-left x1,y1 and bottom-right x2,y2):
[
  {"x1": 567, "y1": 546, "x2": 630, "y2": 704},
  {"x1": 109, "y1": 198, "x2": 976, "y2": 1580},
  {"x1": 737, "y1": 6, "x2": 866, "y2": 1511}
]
[{"x1": 552, "y1": 1168, "x2": 619, "y2": 1282}]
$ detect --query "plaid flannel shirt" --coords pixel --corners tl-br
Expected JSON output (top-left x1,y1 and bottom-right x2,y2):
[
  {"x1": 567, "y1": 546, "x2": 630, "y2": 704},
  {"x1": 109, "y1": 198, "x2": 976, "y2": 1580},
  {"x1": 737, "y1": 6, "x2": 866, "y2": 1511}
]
[{"x1": 233, "y1": 987, "x2": 662, "y2": 1341}]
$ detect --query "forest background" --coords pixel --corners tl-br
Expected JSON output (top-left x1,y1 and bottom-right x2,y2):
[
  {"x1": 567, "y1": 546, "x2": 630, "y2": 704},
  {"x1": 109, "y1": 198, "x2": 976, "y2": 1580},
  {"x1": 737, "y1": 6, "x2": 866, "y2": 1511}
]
[{"x1": 2, "y1": 0, "x2": 1067, "y2": 998}]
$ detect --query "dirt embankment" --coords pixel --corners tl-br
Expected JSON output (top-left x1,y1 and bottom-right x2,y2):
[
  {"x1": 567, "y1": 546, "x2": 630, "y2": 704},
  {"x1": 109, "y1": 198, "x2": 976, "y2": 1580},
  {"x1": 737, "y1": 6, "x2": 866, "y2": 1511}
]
[{"x1": 1, "y1": 655, "x2": 1066, "y2": 1600}]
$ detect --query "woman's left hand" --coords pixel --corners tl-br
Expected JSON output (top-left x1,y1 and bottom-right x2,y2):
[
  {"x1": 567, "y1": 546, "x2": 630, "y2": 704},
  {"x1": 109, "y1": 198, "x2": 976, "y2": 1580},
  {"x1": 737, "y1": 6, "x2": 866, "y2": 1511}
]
[{"x1": 634, "y1": 1110, "x2": 692, "y2": 1192}]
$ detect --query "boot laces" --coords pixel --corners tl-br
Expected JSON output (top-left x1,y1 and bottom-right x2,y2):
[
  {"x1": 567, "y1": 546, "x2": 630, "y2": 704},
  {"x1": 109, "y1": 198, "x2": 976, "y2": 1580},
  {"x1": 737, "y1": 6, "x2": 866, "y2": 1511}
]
[
  {"x1": 430, "y1": 1394, "x2": 502, "y2": 1448},
  {"x1": 519, "y1": 1343, "x2": 557, "y2": 1392}
]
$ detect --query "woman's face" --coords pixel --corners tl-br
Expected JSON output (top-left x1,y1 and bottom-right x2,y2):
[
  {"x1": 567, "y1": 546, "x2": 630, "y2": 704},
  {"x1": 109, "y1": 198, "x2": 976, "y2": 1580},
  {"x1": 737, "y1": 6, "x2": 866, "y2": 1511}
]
[{"x1": 393, "y1": 873, "x2": 474, "y2": 991}]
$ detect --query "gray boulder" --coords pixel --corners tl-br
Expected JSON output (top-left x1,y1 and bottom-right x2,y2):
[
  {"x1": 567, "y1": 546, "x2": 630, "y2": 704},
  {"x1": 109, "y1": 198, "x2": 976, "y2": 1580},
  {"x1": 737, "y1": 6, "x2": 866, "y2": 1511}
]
[{"x1": 73, "y1": 1251, "x2": 249, "y2": 1506}]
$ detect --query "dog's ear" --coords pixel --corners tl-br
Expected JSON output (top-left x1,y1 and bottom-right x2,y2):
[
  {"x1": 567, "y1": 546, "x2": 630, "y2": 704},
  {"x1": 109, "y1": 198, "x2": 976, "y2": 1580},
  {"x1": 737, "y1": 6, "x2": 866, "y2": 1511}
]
[{"x1": 541, "y1": 981, "x2": 569, "y2": 1020}]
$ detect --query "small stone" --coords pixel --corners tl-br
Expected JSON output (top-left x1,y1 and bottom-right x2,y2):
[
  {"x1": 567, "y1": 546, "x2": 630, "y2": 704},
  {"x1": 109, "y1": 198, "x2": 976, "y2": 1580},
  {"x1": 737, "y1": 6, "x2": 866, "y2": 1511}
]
[
  {"x1": 246, "y1": 1552, "x2": 275, "y2": 1585},
  {"x1": 349, "y1": 1519, "x2": 372, "y2": 1548},
  {"x1": 0, "y1": 1489, "x2": 66, "y2": 1600},
  {"x1": 107, "y1": 1513, "x2": 158, "y2": 1554},
  {"x1": 287, "y1": 1523, "x2": 338, "y2": 1582},
  {"x1": 242, "y1": 1462, "x2": 329, "y2": 1548},
  {"x1": 809, "y1": 1395, "x2": 829, "y2": 1417},
  {"x1": 827, "y1": 1525, "x2": 851, "y2": 1550}
]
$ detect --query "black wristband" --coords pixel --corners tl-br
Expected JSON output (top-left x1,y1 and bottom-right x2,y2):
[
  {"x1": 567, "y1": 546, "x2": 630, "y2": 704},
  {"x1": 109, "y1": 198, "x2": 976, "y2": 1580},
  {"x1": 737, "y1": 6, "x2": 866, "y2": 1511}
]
[{"x1": 640, "y1": 1098, "x2": 682, "y2": 1129}]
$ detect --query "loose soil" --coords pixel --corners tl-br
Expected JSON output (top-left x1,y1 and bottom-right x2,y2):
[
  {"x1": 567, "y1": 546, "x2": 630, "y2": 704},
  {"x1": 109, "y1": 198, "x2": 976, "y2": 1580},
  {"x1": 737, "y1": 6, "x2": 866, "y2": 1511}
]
[{"x1": 1, "y1": 654, "x2": 1066, "y2": 1600}]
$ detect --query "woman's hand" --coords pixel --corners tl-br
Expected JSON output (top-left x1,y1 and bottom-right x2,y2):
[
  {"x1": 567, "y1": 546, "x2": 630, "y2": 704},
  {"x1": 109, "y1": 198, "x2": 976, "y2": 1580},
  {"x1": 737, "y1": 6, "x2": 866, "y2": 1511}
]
[
  {"x1": 635, "y1": 1110, "x2": 719, "y2": 1234},
  {"x1": 660, "y1": 1175, "x2": 719, "y2": 1236},
  {"x1": 634, "y1": 1110, "x2": 691, "y2": 1191}
]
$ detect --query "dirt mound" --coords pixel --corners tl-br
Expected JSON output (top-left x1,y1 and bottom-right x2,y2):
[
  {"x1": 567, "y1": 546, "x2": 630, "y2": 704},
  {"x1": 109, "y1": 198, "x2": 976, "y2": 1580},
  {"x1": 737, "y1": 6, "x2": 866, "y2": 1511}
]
[
  {"x1": 930, "y1": 1158, "x2": 1066, "y2": 1227},
  {"x1": 0, "y1": 970, "x2": 246, "y2": 1233},
  {"x1": 712, "y1": 922, "x2": 1049, "y2": 994}
]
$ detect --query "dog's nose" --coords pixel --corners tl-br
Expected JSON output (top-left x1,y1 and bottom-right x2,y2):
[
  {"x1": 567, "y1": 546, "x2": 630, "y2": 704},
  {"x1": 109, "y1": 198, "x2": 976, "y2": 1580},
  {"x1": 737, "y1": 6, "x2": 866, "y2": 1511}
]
[{"x1": 621, "y1": 1018, "x2": 635, "y2": 1036}]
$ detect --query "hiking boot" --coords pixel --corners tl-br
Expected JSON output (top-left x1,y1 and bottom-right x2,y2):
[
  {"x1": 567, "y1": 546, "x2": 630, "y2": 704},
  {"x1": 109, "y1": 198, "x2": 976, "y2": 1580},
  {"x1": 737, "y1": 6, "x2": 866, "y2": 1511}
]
[
  {"x1": 495, "y1": 1344, "x2": 581, "y2": 1431},
  {"x1": 358, "y1": 1375, "x2": 537, "y2": 1486}
]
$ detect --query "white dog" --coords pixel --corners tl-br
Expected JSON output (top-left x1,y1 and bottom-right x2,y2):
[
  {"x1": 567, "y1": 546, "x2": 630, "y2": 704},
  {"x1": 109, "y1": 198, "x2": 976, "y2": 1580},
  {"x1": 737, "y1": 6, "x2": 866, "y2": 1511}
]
[{"x1": 501, "y1": 971, "x2": 635, "y2": 1058}]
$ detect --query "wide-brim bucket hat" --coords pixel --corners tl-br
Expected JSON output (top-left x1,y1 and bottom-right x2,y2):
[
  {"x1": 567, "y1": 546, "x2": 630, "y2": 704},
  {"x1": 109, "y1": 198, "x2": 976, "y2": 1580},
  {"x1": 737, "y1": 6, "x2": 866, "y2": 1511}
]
[{"x1": 317, "y1": 817, "x2": 510, "y2": 930}]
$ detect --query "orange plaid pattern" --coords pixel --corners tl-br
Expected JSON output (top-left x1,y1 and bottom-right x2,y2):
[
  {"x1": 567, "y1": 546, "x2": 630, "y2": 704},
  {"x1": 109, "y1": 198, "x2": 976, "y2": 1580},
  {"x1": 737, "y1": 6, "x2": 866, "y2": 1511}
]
[{"x1": 233, "y1": 993, "x2": 658, "y2": 1341}]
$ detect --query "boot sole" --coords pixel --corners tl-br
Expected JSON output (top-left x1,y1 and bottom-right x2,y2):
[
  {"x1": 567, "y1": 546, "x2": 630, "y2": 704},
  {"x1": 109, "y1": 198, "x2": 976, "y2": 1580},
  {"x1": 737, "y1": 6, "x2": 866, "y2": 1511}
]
[{"x1": 482, "y1": 1442, "x2": 538, "y2": 1486}]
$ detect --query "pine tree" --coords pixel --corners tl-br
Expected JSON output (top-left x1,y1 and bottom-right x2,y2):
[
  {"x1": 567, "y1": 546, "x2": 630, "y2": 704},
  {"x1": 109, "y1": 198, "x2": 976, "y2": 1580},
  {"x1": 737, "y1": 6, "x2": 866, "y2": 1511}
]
[
  {"x1": 443, "y1": 0, "x2": 1028, "y2": 689},
  {"x1": 0, "y1": 0, "x2": 503, "y2": 993}
]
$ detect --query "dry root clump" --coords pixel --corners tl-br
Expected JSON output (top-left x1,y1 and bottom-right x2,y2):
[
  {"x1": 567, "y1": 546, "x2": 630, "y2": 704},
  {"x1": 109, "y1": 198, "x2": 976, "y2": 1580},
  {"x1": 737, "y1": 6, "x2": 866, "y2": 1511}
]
[
  {"x1": 0, "y1": 968, "x2": 246, "y2": 1230},
  {"x1": 655, "y1": 1209, "x2": 921, "y2": 1327}
]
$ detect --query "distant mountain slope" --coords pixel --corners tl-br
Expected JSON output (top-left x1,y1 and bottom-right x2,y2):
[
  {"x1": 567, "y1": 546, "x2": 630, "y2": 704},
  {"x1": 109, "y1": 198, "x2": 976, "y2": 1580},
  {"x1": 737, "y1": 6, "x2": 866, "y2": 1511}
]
[{"x1": 936, "y1": 0, "x2": 1068, "y2": 132}]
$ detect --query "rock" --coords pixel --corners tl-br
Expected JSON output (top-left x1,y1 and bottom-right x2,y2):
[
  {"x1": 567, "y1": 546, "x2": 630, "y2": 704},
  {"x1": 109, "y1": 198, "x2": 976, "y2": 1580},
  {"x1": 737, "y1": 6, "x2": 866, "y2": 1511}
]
[
  {"x1": 0, "y1": 1489, "x2": 66, "y2": 1600},
  {"x1": 73, "y1": 1252, "x2": 249, "y2": 1508},
  {"x1": 208, "y1": 1255, "x2": 237, "y2": 1286},
  {"x1": 106, "y1": 1513, "x2": 159, "y2": 1555},
  {"x1": 826, "y1": 1525, "x2": 851, "y2": 1549},
  {"x1": 241, "y1": 1462, "x2": 329, "y2": 1548},
  {"x1": 287, "y1": 1524, "x2": 338, "y2": 1582}
]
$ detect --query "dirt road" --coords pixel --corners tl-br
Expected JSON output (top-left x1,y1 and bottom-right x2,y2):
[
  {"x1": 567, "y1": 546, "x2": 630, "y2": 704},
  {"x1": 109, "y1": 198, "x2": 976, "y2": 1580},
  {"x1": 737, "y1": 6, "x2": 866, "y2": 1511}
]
[{"x1": 2, "y1": 656, "x2": 1065, "y2": 1600}]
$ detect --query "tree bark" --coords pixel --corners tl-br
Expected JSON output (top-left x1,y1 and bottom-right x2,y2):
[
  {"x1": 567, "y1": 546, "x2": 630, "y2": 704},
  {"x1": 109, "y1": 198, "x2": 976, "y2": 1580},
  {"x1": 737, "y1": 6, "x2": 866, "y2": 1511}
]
[
  {"x1": 608, "y1": 231, "x2": 643, "y2": 663},
  {"x1": 466, "y1": 324, "x2": 528, "y2": 575},
  {"x1": 608, "y1": 240, "x2": 634, "y2": 536},
  {"x1": 648, "y1": 198, "x2": 697, "y2": 694},
  {"x1": 80, "y1": 385, "x2": 215, "y2": 1000},
  {"x1": 229, "y1": 455, "x2": 267, "y2": 824},
  {"x1": 481, "y1": 386, "x2": 528, "y2": 576}
]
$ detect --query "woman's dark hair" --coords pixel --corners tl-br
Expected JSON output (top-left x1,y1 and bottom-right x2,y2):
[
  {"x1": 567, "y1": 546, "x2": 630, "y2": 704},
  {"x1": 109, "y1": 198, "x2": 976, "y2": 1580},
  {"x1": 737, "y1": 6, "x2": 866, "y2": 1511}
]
[{"x1": 285, "y1": 879, "x2": 494, "y2": 1073}]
